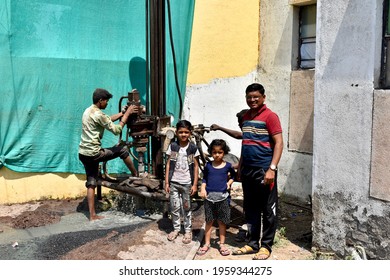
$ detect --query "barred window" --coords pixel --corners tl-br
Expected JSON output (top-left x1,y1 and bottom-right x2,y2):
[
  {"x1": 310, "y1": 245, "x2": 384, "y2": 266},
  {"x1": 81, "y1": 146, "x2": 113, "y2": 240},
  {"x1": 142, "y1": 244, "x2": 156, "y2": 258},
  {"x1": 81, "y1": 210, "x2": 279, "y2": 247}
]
[{"x1": 299, "y1": 4, "x2": 316, "y2": 69}]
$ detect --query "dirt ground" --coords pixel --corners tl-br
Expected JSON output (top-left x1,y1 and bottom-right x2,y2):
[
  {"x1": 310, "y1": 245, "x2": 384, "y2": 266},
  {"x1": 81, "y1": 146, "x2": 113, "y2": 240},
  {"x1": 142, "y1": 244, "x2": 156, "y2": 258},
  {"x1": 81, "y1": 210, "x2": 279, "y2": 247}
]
[
  {"x1": 0, "y1": 185, "x2": 314, "y2": 260},
  {"x1": 194, "y1": 192, "x2": 313, "y2": 260}
]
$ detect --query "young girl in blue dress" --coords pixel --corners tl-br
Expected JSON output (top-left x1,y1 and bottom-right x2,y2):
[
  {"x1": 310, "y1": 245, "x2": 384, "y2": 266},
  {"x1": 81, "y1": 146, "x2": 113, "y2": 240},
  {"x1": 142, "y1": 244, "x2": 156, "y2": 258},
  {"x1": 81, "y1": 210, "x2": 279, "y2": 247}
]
[{"x1": 197, "y1": 139, "x2": 236, "y2": 256}]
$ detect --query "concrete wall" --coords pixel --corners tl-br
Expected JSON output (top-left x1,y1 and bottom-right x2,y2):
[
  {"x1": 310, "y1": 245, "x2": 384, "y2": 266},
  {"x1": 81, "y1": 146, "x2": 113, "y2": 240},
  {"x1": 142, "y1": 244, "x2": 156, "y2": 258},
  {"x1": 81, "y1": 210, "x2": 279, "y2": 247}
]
[{"x1": 312, "y1": 0, "x2": 390, "y2": 259}]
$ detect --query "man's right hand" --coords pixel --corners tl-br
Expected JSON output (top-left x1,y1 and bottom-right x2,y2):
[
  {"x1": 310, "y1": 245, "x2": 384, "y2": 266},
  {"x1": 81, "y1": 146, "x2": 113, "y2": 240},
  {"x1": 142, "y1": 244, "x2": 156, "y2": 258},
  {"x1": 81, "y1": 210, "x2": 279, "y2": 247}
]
[{"x1": 210, "y1": 124, "x2": 220, "y2": 131}]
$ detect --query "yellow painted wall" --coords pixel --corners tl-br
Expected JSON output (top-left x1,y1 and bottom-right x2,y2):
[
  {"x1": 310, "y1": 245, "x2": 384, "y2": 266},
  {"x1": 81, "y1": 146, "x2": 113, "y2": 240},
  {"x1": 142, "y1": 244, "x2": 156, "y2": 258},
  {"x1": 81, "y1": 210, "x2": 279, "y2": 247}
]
[
  {"x1": 187, "y1": 0, "x2": 260, "y2": 85},
  {"x1": 0, "y1": 0, "x2": 260, "y2": 204},
  {"x1": 0, "y1": 168, "x2": 86, "y2": 204}
]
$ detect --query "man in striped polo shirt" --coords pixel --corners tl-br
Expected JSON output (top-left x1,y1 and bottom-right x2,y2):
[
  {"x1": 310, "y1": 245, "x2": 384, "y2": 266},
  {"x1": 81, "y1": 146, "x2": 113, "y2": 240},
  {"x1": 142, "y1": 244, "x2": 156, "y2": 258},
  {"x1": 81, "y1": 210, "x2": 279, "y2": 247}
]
[{"x1": 233, "y1": 83, "x2": 283, "y2": 260}]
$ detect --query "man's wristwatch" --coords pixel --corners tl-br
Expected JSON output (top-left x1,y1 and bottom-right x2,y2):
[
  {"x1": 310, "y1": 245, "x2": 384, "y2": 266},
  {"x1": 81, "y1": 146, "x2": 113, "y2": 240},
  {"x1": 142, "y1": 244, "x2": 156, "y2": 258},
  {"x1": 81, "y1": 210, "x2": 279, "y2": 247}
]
[{"x1": 269, "y1": 164, "x2": 277, "y2": 171}]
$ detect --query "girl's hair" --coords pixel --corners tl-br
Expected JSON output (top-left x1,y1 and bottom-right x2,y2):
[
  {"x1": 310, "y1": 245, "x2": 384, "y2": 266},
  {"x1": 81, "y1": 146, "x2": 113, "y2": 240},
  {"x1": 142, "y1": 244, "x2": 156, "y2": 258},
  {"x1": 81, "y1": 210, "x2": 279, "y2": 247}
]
[
  {"x1": 208, "y1": 139, "x2": 230, "y2": 155},
  {"x1": 176, "y1": 119, "x2": 192, "y2": 131}
]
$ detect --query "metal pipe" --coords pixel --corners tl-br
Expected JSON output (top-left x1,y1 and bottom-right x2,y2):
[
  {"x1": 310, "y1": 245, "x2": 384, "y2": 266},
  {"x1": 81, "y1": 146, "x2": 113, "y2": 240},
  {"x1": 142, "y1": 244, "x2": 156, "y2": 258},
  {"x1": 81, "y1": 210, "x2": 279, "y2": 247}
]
[
  {"x1": 98, "y1": 179, "x2": 168, "y2": 201},
  {"x1": 145, "y1": 0, "x2": 150, "y2": 114},
  {"x1": 149, "y1": 0, "x2": 166, "y2": 116},
  {"x1": 149, "y1": 0, "x2": 165, "y2": 177}
]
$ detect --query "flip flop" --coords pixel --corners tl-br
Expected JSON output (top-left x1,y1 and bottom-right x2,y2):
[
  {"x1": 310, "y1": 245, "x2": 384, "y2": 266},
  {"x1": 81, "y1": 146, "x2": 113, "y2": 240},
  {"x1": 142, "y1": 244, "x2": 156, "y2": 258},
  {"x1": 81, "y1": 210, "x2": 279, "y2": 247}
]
[
  {"x1": 167, "y1": 230, "x2": 180, "y2": 241},
  {"x1": 253, "y1": 247, "x2": 271, "y2": 260},
  {"x1": 219, "y1": 244, "x2": 231, "y2": 256},
  {"x1": 182, "y1": 232, "x2": 192, "y2": 244},
  {"x1": 196, "y1": 244, "x2": 210, "y2": 256},
  {"x1": 232, "y1": 245, "x2": 257, "y2": 255}
]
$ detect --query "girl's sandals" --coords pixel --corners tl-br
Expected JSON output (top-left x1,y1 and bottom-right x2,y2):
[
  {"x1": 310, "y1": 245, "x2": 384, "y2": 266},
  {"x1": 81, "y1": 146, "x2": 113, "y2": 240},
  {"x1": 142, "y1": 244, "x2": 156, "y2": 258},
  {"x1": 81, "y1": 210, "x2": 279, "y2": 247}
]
[
  {"x1": 167, "y1": 230, "x2": 180, "y2": 241},
  {"x1": 253, "y1": 247, "x2": 271, "y2": 260},
  {"x1": 182, "y1": 232, "x2": 192, "y2": 244},
  {"x1": 232, "y1": 245, "x2": 258, "y2": 255},
  {"x1": 219, "y1": 244, "x2": 231, "y2": 256},
  {"x1": 196, "y1": 244, "x2": 210, "y2": 256}
]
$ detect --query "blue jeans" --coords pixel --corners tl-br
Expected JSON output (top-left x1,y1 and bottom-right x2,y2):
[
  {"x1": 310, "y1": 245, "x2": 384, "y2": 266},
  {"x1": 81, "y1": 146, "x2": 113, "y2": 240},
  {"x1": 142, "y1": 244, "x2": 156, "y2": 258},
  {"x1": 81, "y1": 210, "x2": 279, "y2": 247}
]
[{"x1": 169, "y1": 181, "x2": 192, "y2": 232}]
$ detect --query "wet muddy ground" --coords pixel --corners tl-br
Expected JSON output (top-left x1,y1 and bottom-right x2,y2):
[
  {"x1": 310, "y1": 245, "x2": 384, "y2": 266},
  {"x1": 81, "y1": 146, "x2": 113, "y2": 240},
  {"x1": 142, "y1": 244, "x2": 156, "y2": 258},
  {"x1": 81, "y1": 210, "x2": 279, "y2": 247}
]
[{"x1": 0, "y1": 186, "x2": 313, "y2": 260}]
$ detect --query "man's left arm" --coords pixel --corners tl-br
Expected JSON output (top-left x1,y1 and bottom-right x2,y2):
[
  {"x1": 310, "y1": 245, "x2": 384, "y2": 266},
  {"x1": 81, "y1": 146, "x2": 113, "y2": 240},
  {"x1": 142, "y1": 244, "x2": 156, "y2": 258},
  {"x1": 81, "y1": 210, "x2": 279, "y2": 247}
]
[
  {"x1": 264, "y1": 132, "x2": 283, "y2": 185},
  {"x1": 271, "y1": 132, "x2": 283, "y2": 166}
]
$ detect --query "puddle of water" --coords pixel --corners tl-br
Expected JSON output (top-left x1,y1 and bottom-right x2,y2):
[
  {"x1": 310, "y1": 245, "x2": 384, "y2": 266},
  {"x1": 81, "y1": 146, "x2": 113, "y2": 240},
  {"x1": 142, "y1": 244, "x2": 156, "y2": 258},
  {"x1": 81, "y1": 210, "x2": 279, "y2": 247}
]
[{"x1": 112, "y1": 193, "x2": 168, "y2": 216}]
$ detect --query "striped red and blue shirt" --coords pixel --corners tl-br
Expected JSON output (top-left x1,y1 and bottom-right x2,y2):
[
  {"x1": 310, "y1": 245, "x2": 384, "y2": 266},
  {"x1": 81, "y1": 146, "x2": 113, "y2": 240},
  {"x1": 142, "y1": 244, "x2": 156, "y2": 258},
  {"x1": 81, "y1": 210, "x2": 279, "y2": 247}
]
[{"x1": 240, "y1": 104, "x2": 282, "y2": 168}]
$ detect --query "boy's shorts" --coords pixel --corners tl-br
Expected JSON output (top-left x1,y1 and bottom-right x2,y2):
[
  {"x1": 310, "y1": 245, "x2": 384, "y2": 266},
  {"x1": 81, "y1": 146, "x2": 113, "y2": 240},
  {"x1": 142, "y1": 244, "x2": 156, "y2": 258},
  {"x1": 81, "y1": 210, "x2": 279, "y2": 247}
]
[
  {"x1": 79, "y1": 145, "x2": 129, "y2": 187},
  {"x1": 204, "y1": 197, "x2": 230, "y2": 225}
]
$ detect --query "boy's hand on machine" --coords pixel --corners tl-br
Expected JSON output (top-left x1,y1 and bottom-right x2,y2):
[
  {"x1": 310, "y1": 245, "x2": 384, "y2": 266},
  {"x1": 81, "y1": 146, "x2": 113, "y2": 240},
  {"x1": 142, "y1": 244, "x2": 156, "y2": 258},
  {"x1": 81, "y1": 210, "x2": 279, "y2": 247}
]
[
  {"x1": 125, "y1": 104, "x2": 138, "y2": 116},
  {"x1": 121, "y1": 105, "x2": 129, "y2": 114}
]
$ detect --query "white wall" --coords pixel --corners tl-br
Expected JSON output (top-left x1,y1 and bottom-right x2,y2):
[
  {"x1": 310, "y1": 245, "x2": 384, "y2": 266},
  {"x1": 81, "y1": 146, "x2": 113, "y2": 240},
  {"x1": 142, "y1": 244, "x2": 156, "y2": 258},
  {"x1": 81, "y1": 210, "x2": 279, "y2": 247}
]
[
  {"x1": 312, "y1": 0, "x2": 390, "y2": 258},
  {"x1": 183, "y1": 72, "x2": 255, "y2": 158}
]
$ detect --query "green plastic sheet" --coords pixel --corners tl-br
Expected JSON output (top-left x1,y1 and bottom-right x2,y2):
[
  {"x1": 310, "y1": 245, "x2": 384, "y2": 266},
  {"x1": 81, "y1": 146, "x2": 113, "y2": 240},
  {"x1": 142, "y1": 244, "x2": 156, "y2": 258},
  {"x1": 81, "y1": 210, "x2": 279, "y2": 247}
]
[{"x1": 0, "y1": 0, "x2": 194, "y2": 173}]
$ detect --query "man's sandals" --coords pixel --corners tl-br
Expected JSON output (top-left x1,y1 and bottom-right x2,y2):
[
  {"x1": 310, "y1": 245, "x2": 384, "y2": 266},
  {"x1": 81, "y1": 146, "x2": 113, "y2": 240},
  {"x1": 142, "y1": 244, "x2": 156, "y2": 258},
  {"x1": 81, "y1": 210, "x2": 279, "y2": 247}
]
[
  {"x1": 233, "y1": 245, "x2": 271, "y2": 260},
  {"x1": 232, "y1": 245, "x2": 257, "y2": 255},
  {"x1": 253, "y1": 247, "x2": 271, "y2": 260}
]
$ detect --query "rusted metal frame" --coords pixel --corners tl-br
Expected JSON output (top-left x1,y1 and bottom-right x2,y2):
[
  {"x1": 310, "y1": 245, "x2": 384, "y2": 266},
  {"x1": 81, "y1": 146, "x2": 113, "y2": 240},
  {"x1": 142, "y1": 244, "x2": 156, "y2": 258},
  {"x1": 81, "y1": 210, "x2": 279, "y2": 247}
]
[{"x1": 149, "y1": 0, "x2": 166, "y2": 178}]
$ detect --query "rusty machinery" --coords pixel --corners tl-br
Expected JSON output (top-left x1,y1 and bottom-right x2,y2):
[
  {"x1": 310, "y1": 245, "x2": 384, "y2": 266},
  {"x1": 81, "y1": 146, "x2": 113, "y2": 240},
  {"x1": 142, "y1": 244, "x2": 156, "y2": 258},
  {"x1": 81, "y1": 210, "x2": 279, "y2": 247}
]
[
  {"x1": 98, "y1": 88, "x2": 212, "y2": 201},
  {"x1": 119, "y1": 88, "x2": 173, "y2": 177},
  {"x1": 97, "y1": 89, "x2": 174, "y2": 201},
  {"x1": 119, "y1": 91, "x2": 212, "y2": 176}
]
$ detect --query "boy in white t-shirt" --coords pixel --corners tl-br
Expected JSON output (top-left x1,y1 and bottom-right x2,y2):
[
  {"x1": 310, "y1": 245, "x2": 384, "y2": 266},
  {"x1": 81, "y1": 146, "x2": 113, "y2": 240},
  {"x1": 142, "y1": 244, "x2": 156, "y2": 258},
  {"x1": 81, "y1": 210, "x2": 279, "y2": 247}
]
[{"x1": 165, "y1": 120, "x2": 200, "y2": 244}]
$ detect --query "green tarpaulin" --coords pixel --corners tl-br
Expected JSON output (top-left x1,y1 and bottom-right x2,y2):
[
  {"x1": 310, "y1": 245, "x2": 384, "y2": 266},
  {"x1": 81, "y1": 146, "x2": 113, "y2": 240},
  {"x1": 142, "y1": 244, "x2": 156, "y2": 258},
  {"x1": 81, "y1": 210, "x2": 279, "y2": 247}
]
[{"x1": 0, "y1": 0, "x2": 194, "y2": 173}]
